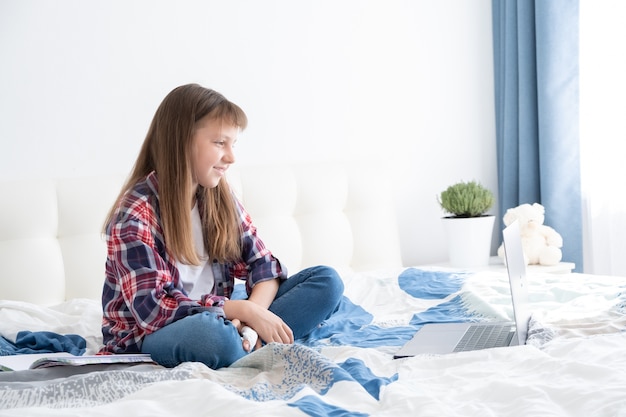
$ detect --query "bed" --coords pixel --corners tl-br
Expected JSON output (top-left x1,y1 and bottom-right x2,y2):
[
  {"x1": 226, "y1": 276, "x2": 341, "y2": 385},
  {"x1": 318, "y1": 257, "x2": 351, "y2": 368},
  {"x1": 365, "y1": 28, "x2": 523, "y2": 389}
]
[{"x1": 1, "y1": 163, "x2": 625, "y2": 416}]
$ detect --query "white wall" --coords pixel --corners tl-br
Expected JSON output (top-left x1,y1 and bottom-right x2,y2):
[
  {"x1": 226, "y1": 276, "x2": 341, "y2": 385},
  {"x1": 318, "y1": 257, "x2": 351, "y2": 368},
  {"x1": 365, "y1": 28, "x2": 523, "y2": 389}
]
[{"x1": 0, "y1": 0, "x2": 497, "y2": 267}]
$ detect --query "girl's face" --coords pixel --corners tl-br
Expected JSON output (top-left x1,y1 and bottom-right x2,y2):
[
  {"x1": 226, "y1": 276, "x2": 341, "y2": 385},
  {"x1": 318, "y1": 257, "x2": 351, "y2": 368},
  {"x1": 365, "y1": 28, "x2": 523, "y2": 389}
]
[{"x1": 191, "y1": 117, "x2": 238, "y2": 192}]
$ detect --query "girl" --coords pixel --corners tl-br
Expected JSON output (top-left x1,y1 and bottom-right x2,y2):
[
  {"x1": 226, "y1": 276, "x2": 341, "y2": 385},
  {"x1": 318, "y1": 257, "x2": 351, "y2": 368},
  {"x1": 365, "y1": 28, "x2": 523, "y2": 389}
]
[{"x1": 99, "y1": 84, "x2": 344, "y2": 369}]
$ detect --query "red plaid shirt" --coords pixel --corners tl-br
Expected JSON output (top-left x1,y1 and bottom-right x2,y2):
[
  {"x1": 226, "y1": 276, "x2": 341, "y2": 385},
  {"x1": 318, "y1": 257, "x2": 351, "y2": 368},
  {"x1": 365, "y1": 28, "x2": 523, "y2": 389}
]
[{"x1": 100, "y1": 172, "x2": 286, "y2": 354}]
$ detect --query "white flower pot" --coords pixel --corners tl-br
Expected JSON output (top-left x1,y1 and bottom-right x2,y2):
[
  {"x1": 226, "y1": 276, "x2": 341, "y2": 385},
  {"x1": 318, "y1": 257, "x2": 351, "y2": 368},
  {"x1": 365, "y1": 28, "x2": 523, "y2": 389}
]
[{"x1": 442, "y1": 215, "x2": 495, "y2": 268}]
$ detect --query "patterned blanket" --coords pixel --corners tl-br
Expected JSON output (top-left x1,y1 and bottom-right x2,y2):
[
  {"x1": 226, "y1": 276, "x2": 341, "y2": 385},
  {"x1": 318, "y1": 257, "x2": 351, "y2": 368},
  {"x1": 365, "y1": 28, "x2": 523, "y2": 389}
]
[{"x1": 1, "y1": 267, "x2": 625, "y2": 416}]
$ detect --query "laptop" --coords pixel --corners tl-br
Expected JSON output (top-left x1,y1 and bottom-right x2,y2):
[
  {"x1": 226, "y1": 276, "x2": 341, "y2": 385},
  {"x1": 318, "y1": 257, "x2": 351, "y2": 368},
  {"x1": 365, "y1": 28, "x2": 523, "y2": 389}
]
[{"x1": 394, "y1": 219, "x2": 530, "y2": 358}]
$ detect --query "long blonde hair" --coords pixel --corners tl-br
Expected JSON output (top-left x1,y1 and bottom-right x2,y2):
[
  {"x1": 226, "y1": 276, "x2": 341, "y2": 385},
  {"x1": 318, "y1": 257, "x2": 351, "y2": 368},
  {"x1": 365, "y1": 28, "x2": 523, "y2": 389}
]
[{"x1": 104, "y1": 84, "x2": 248, "y2": 265}]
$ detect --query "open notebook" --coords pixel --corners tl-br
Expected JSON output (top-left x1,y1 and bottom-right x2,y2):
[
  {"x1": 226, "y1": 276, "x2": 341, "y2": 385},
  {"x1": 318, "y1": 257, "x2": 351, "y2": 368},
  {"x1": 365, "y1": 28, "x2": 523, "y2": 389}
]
[
  {"x1": 0, "y1": 353, "x2": 154, "y2": 372},
  {"x1": 394, "y1": 220, "x2": 530, "y2": 358}
]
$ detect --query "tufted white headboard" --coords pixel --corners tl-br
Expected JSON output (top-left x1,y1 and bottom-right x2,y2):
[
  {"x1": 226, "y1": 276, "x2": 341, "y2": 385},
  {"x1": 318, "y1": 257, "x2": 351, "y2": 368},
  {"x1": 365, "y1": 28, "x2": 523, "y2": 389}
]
[{"x1": 0, "y1": 162, "x2": 402, "y2": 306}]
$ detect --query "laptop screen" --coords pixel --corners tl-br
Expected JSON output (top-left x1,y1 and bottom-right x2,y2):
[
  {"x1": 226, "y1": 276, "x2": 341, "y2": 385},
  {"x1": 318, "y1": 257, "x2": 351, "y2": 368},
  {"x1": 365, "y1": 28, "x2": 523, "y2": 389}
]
[{"x1": 502, "y1": 220, "x2": 531, "y2": 345}]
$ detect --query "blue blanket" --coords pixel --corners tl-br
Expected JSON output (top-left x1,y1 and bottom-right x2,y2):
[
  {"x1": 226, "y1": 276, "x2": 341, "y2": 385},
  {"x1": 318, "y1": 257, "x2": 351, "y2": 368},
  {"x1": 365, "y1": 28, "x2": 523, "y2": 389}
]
[
  {"x1": 0, "y1": 331, "x2": 86, "y2": 356},
  {"x1": 300, "y1": 269, "x2": 477, "y2": 349}
]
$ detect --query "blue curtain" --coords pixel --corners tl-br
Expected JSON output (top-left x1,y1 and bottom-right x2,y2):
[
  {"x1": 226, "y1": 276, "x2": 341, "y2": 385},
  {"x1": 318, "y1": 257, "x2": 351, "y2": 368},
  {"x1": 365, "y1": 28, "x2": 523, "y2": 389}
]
[{"x1": 492, "y1": 0, "x2": 582, "y2": 271}]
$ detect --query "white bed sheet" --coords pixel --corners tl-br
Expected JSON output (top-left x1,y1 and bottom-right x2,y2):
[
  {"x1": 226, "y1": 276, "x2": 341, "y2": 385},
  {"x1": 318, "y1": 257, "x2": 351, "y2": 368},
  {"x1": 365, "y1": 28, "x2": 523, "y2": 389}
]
[{"x1": 1, "y1": 267, "x2": 625, "y2": 416}]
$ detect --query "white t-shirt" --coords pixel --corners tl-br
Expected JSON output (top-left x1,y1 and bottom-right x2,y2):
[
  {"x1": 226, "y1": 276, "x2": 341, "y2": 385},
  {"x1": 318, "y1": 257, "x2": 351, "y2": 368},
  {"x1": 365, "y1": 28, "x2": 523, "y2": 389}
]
[{"x1": 176, "y1": 203, "x2": 215, "y2": 300}]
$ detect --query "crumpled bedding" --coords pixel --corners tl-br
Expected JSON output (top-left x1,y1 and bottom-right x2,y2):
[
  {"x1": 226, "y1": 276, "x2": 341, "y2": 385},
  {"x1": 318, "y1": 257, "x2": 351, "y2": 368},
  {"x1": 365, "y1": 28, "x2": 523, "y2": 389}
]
[
  {"x1": 0, "y1": 331, "x2": 85, "y2": 356},
  {"x1": 0, "y1": 267, "x2": 625, "y2": 416}
]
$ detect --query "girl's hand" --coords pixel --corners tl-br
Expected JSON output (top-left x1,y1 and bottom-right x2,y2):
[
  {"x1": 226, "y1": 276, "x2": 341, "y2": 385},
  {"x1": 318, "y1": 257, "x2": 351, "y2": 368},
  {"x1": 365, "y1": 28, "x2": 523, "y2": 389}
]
[
  {"x1": 243, "y1": 302, "x2": 294, "y2": 346},
  {"x1": 244, "y1": 278, "x2": 293, "y2": 346},
  {"x1": 226, "y1": 300, "x2": 294, "y2": 346}
]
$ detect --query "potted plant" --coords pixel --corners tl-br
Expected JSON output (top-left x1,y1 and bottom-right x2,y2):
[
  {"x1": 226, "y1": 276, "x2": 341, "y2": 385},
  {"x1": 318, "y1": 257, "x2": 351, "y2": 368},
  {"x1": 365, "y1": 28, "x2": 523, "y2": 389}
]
[{"x1": 438, "y1": 181, "x2": 496, "y2": 268}]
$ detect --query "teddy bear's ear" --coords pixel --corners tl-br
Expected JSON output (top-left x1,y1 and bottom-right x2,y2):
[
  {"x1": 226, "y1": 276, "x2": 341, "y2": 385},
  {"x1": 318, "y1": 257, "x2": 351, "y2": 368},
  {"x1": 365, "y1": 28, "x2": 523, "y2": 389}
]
[
  {"x1": 531, "y1": 203, "x2": 545, "y2": 213},
  {"x1": 503, "y1": 209, "x2": 515, "y2": 225}
]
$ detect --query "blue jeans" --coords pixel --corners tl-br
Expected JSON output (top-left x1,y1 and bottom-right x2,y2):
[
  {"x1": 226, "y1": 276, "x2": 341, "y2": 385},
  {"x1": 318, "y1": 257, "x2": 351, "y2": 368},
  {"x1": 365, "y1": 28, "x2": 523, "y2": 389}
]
[{"x1": 141, "y1": 265, "x2": 344, "y2": 369}]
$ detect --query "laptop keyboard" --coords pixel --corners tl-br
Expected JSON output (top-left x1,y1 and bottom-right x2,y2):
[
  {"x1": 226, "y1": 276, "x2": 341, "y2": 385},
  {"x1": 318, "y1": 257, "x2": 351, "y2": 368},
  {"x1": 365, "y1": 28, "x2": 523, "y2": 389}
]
[{"x1": 453, "y1": 324, "x2": 515, "y2": 352}]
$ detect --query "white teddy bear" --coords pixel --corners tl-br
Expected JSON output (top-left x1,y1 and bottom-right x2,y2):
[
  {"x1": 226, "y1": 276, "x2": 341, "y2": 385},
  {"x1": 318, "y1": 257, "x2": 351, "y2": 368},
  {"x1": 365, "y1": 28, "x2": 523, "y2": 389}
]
[{"x1": 497, "y1": 203, "x2": 563, "y2": 266}]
